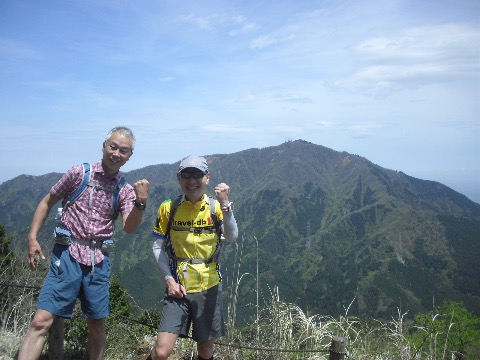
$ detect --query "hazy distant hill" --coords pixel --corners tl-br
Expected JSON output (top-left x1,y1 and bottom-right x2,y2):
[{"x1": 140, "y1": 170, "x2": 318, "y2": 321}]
[{"x1": 1, "y1": 140, "x2": 479, "y2": 321}]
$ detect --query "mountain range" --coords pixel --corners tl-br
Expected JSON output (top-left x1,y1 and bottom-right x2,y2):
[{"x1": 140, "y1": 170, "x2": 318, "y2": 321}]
[{"x1": 1, "y1": 140, "x2": 479, "y2": 322}]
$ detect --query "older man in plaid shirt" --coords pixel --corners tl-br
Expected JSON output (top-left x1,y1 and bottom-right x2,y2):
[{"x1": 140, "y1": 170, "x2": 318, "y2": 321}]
[{"x1": 18, "y1": 126, "x2": 150, "y2": 360}]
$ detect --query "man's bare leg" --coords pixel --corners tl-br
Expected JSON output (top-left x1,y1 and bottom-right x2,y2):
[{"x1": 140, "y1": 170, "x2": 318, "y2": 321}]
[
  {"x1": 17, "y1": 309, "x2": 55, "y2": 360},
  {"x1": 150, "y1": 331, "x2": 178, "y2": 360},
  {"x1": 197, "y1": 340, "x2": 214, "y2": 359},
  {"x1": 87, "y1": 318, "x2": 106, "y2": 360}
]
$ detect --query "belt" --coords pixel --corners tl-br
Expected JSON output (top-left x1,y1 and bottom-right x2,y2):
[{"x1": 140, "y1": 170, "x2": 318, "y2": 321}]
[{"x1": 53, "y1": 226, "x2": 113, "y2": 273}]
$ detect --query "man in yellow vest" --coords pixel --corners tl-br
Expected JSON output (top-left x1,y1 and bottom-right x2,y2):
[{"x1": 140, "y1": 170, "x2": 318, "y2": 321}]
[{"x1": 150, "y1": 155, "x2": 238, "y2": 360}]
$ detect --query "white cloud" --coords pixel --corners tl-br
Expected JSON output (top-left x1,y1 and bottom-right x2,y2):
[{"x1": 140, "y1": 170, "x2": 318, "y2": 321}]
[
  {"x1": 38, "y1": 80, "x2": 72, "y2": 89},
  {"x1": 202, "y1": 124, "x2": 251, "y2": 133},
  {"x1": 0, "y1": 38, "x2": 42, "y2": 60},
  {"x1": 178, "y1": 13, "x2": 218, "y2": 30},
  {"x1": 274, "y1": 93, "x2": 313, "y2": 104},
  {"x1": 228, "y1": 92, "x2": 258, "y2": 104},
  {"x1": 228, "y1": 15, "x2": 259, "y2": 36},
  {"x1": 177, "y1": 12, "x2": 259, "y2": 37},
  {"x1": 335, "y1": 24, "x2": 480, "y2": 95},
  {"x1": 82, "y1": 88, "x2": 118, "y2": 108},
  {"x1": 158, "y1": 76, "x2": 175, "y2": 82},
  {"x1": 250, "y1": 35, "x2": 278, "y2": 49},
  {"x1": 356, "y1": 24, "x2": 479, "y2": 62},
  {"x1": 350, "y1": 122, "x2": 384, "y2": 138},
  {"x1": 270, "y1": 123, "x2": 305, "y2": 134},
  {"x1": 302, "y1": 9, "x2": 326, "y2": 18},
  {"x1": 1, "y1": 0, "x2": 478, "y2": 202},
  {"x1": 313, "y1": 120, "x2": 335, "y2": 129}
]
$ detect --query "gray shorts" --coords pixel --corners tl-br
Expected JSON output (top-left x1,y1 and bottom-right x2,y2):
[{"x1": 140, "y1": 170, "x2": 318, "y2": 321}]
[{"x1": 158, "y1": 282, "x2": 225, "y2": 342}]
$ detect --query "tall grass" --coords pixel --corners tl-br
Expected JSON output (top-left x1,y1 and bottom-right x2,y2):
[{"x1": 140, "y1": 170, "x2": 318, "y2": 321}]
[{"x1": 1, "y1": 236, "x2": 479, "y2": 359}]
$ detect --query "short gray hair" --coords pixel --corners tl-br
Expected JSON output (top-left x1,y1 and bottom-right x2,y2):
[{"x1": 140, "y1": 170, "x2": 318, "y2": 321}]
[{"x1": 105, "y1": 126, "x2": 136, "y2": 151}]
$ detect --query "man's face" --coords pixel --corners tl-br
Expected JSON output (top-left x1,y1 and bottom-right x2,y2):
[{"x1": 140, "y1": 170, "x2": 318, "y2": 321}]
[
  {"x1": 102, "y1": 132, "x2": 133, "y2": 175},
  {"x1": 177, "y1": 168, "x2": 210, "y2": 203}
]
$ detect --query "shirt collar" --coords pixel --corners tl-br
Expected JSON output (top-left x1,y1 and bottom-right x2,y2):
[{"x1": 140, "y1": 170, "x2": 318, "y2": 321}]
[{"x1": 92, "y1": 161, "x2": 121, "y2": 181}]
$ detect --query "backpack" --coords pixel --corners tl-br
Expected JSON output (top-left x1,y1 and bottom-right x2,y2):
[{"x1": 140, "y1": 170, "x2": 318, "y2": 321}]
[
  {"x1": 164, "y1": 194, "x2": 223, "y2": 264},
  {"x1": 62, "y1": 163, "x2": 127, "y2": 219}
]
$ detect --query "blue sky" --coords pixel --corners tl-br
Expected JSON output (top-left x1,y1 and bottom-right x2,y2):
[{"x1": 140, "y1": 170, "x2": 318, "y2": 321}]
[{"x1": 1, "y1": 0, "x2": 479, "y2": 202}]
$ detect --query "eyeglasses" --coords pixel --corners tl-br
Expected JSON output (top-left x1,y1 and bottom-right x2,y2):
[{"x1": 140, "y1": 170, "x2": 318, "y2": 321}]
[{"x1": 180, "y1": 171, "x2": 207, "y2": 179}]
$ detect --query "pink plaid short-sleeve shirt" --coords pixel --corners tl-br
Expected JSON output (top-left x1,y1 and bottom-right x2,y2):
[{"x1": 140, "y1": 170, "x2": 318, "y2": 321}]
[{"x1": 51, "y1": 161, "x2": 135, "y2": 265}]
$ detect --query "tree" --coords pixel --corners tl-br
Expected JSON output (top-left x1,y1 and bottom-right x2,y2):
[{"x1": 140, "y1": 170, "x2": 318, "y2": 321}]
[
  {"x1": 110, "y1": 275, "x2": 131, "y2": 316},
  {"x1": 409, "y1": 301, "x2": 480, "y2": 359},
  {"x1": 0, "y1": 224, "x2": 13, "y2": 268},
  {"x1": 1, "y1": 224, "x2": 16, "y2": 331}
]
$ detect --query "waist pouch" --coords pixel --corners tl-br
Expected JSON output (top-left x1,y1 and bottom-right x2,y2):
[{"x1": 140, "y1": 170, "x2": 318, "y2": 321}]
[{"x1": 53, "y1": 226, "x2": 114, "y2": 252}]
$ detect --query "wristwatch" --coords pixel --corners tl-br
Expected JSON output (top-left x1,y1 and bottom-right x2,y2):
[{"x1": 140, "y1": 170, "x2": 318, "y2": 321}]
[
  {"x1": 134, "y1": 200, "x2": 146, "y2": 210},
  {"x1": 220, "y1": 202, "x2": 233, "y2": 212}
]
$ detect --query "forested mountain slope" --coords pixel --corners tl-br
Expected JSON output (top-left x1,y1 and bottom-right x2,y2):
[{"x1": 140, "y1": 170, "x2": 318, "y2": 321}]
[{"x1": 1, "y1": 140, "x2": 479, "y2": 321}]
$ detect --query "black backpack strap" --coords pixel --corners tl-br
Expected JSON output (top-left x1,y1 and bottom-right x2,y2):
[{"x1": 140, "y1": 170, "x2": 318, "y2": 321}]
[
  {"x1": 207, "y1": 196, "x2": 222, "y2": 238},
  {"x1": 164, "y1": 195, "x2": 184, "y2": 259},
  {"x1": 165, "y1": 195, "x2": 223, "y2": 265},
  {"x1": 165, "y1": 195, "x2": 184, "y2": 238},
  {"x1": 206, "y1": 196, "x2": 223, "y2": 264}
]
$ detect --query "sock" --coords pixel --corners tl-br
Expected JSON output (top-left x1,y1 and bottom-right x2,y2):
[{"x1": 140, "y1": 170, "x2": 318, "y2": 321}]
[{"x1": 197, "y1": 356, "x2": 213, "y2": 360}]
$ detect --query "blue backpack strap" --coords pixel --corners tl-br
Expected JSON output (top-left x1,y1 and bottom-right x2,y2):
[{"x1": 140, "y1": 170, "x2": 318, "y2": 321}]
[
  {"x1": 63, "y1": 163, "x2": 91, "y2": 210},
  {"x1": 112, "y1": 176, "x2": 127, "y2": 219}
]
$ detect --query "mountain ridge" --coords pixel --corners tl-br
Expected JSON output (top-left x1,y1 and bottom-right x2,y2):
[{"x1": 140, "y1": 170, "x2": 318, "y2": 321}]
[{"x1": 1, "y1": 139, "x2": 479, "y2": 320}]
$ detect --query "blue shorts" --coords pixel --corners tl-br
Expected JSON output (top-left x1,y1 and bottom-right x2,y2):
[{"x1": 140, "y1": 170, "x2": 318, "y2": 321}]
[
  {"x1": 37, "y1": 244, "x2": 111, "y2": 319},
  {"x1": 158, "y1": 283, "x2": 225, "y2": 342}
]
